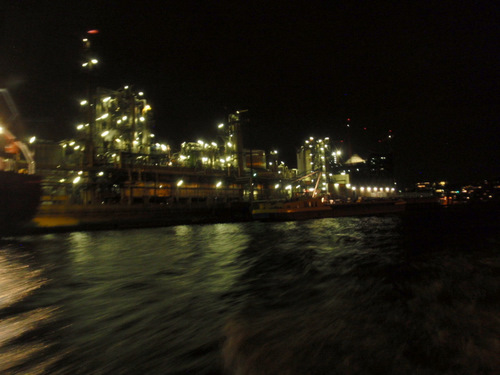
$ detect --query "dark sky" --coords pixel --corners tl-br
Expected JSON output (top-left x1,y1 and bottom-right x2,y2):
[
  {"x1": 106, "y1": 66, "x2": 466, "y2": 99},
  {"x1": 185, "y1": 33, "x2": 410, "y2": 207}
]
[{"x1": 1, "y1": 1, "x2": 499, "y2": 186}]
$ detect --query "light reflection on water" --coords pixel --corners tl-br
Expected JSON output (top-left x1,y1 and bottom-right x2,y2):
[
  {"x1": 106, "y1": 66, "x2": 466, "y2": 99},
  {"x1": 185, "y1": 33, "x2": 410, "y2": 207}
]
[{"x1": 0, "y1": 207, "x2": 499, "y2": 374}]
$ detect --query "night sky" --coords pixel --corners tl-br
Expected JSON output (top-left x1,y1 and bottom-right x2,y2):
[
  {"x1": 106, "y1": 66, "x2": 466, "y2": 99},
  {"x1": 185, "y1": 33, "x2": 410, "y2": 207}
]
[{"x1": 1, "y1": 1, "x2": 498, "y2": 186}]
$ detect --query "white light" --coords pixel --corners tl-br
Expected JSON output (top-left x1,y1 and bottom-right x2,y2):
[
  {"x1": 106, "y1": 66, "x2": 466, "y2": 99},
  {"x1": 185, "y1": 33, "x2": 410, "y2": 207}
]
[
  {"x1": 285, "y1": 185, "x2": 292, "y2": 190},
  {"x1": 161, "y1": 144, "x2": 167, "y2": 151},
  {"x1": 334, "y1": 183, "x2": 339, "y2": 188},
  {"x1": 218, "y1": 123, "x2": 224, "y2": 128},
  {"x1": 202, "y1": 157, "x2": 208, "y2": 162},
  {"x1": 115, "y1": 139, "x2": 121, "y2": 143},
  {"x1": 275, "y1": 184, "x2": 280, "y2": 189},
  {"x1": 78, "y1": 171, "x2": 83, "y2": 175},
  {"x1": 197, "y1": 140, "x2": 204, "y2": 145},
  {"x1": 73, "y1": 176, "x2": 81, "y2": 184},
  {"x1": 122, "y1": 116, "x2": 127, "y2": 121},
  {"x1": 211, "y1": 142, "x2": 217, "y2": 147},
  {"x1": 77, "y1": 124, "x2": 84, "y2": 130},
  {"x1": 91, "y1": 59, "x2": 98, "y2": 64},
  {"x1": 59, "y1": 179, "x2": 65, "y2": 183},
  {"x1": 69, "y1": 141, "x2": 75, "y2": 146},
  {"x1": 138, "y1": 92, "x2": 144, "y2": 96},
  {"x1": 103, "y1": 97, "x2": 111, "y2": 102},
  {"x1": 74, "y1": 145, "x2": 80, "y2": 150},
  {"x1": 101, "y1": 131, "x2": 109, "y2": 137},
  {"x1": 216, "y1": 181, "x2": 222, "y2": 188},
  {"x1": 227, "y1": 142, "x2": 233, "y2": 147},
  {"x1": 352, "y1": 186, "x2": 356, "y2": 190},
  {"x1": 80, "y1": 100, "x2": 88, "y2": 106},
  {"x1": 29, "y1": 136, "x2": 36, "y2": 144},
  {"x1": 98, "y1": 171, "x2": 104, "y2": 176},
  {"x1": 82, "y1": 63, "x2": 88, "y2": 67},
  {"x1": 220, "y1": 158, "x2": 225, "y2": 163},
  {"x1": 177, "y1": 180, "x2": 183, "y2": 187},
  {"x1": 140, "y1": 117, "x2": 145, "y2": 122},
  {"x1": 150, "y1": 133, "x2": 155, "y2": 138},
  {"x1": 346, "y1": 184, "x2": 351, "y2": 188}
]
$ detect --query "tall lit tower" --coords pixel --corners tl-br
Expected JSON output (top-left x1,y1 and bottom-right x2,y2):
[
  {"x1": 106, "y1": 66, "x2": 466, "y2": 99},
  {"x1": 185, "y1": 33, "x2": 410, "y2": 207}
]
[
  {"x1": 227, "y1": 110, "x2": 247, "y2": 177},
  {"x1": 81, "y1": 29, "x2": 100, "y2": 168}
]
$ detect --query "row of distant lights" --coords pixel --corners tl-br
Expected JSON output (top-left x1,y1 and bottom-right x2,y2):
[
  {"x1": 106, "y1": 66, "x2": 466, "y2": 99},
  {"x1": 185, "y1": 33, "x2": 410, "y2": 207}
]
[{"x1": 271, "y1": 183, "x2": 395, "y2": 192}]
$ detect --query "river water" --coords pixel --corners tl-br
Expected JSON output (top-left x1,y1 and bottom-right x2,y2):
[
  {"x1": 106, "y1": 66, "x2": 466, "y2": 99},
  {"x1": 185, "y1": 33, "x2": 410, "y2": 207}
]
[{"x1": 0, "y1": 205, "x2": 498, "y2": 374}]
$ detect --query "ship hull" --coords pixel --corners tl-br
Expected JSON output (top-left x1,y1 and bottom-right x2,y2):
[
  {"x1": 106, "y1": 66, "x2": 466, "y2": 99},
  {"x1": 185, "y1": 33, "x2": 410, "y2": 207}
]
[
  {"x1": 252, "y1": 199, "x2": 406, "y2": 221},
  {"x1": 0, "y1": 171, "x2": 42, "y2": 235}
]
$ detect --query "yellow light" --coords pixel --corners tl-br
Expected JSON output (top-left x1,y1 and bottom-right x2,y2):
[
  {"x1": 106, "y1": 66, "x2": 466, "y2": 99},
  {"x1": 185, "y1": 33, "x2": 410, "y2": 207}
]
[
  {"x1": 115, "y1": 139, "x2": 121, "y2": 143},
  {"x1": 334, "y1": 183, "x2": 339, "y2": 188},
  {"x1": 59, "y1": 179, "x2": 66, "y2": 183},
  {"x1": 101, "y1": 131, "x2": 109, "y2": 137},
  {"x1": 77, "y1": 124, "x2": 84, "y2": 130},
  {"x1": 103, "y1": 97, "x2": 111, "y2": 102},
  {"x1": 73, "y1": 176, "x2": 81, "y2": 184},
  {"x1": 69, "y1": 141, "x2": 75, "y2": 146},
  {"x1": 177, "y1": 180, "x2": 183, "y2": 187},
  {"x1": 74, "y1": 145, "x2": 80, "y2": 150},
  {"x1": 216, "y1": 181, "x2": 222, "y2": 188},
  {"x1": 80, "y1": 100, "x2": 88, "y2": 106}
]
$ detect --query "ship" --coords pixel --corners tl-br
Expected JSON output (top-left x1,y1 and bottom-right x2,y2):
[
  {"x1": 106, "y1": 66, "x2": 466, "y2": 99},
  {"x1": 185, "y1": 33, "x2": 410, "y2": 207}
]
[
  {"x1": 0, "y1": 90, "x2": 42, "y2": 236},
  {"x1": 251, "y1": 196, "x2": 406, "y2": 221}
]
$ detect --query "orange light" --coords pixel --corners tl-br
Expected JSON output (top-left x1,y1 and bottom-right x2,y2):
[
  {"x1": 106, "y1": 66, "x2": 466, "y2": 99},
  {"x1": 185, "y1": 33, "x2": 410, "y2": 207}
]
[{"x1": 87, "y1": 29, "x2": 99, "y2": 34}]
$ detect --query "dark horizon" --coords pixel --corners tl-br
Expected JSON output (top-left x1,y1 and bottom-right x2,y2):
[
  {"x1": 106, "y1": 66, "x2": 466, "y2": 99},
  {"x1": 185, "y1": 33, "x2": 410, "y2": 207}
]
[{"x1": 1, "y1": 1, "x2": 498, "y2": 187}]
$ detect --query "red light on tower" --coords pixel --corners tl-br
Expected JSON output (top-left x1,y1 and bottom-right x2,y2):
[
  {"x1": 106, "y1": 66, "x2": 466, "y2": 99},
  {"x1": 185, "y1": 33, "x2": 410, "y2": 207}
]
[{"x1": 87, "y1": 29, "x2": 99, "y2": 34}]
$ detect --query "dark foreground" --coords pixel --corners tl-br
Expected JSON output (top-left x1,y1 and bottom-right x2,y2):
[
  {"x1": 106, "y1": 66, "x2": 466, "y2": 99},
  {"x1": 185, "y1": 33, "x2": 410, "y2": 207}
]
[{"x1": 0, "y1": 204, "x2": 498, "y2": 374}]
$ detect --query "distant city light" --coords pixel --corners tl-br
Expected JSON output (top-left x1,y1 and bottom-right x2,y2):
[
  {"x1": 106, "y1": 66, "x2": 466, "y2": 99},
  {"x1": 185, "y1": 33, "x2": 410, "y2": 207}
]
[
  {"x1": 29, "y1": 136, "x2": 36, "y2": 144},
  {"x1": 80, "y1": 100, "x2": 88, "y2": 106},
  {"x1": 177, "y1": 180, "x2": 183, "y2": 187},
  {"x1": 73, "y1": 176, "x2": 81, "y2": 184},
  {"x1": 218, "y1": 123, "x2": 224, "y2": 128},
  {"x1": 216, "y1": 181, "x2": 222, "y2": 188},
  {"x1": 87, "y1": 30, "x2": 99, "y2": 34}
]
